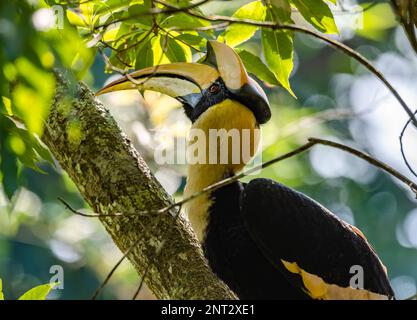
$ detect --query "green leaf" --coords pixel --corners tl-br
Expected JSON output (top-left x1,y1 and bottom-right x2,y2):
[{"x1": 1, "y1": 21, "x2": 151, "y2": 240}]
[
  {"x1": 126, "y1": 3, "x2": 153, "y2": 27},
  {"x1": 135, "y1": 38, "x2": 154, "y2": 69},
  {"x1": 1, "y1": 96, "x2": 13, "y2": 116},
  {"x1": 0, "y1": 132, "x2": 19, "y2": 200},
  {"x1": 12, "y1": 58, "x2": 55, "y2": 135},
  {"x1": 236, "y1": 49, "x2": 280, "y2": 86},
  {"x1": 174, "y1": 34, "x2": 207, "y2": 48},
  {"x1": 162, "y1": 37, "x2": 187, "y2": 62},
  {"x1": 66, "y1": 10, "x2": 87, "y2": 27},
  {"x1": 18, "y1": 283, "x2": 57, "y2": 300},
  {"x1": 0, "y1": 114, "x2": 54, "y2": 172},
  {"x1": 270, "y1": 0, "x2": 292, "y2": 23},
  {"x1": 290, "y1": 0, "x2": 338, "y2": 34},
  {"x1": 262, "y1": 10, "x2": 295, "y2": 97},
  {"x1": 161, "y1": 13, "x2": 209, "y2": 30},
  {"x1": 224, "y1": 1, "x2": 266, "y2": 47},
  {"x1": 163, "y1": 0, "x2": 192, "y2": 5},
  {"x1": 14, "y1": 127, "x2": 54, "y2": 167},
  {"x1": 79, "y1": 1, "x2": 96, "y2": 26},
  {"x1": 355, "y1": 3, "x2": 397, "y2": 41},
  {"x1": 0, "y1": 277, "x2": 4, "y2": 300}
]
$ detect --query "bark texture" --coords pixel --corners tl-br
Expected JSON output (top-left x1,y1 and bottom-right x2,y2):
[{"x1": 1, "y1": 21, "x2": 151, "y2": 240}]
[{"x1": 42, "y1": 71, "x2": 236, "y2": 299}]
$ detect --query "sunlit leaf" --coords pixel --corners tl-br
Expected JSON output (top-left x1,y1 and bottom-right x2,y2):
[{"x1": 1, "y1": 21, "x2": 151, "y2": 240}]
[
  {"x1": 356, "y1": 3, "x2": 397, "y2": 41},
  {"x1": 103, "y1": 27, "x2": 120, "y2": 42},
  {"x1": 0, "y1": 278, "x2": 4, "y2": 300},
  {"x1": 225, "y1": 1, "x2": 266, "y2": 47},
  {"x1": 1, "y1": 96, "x2": 13, "y2": 116},
  {"x1": 290, "y1": 0, "x2": 338, "y2": 34},
  {"x1": 262, "y1": 8, "x2": 295, "y2": 96},
  {"x1": 0, "y1": 130, "x2": 19, "y2": 200},
  {"x1": 13, "y1": 129, "x2": 54, "y2": 167},
  {"x1": 18, "y1": 282, "x2": 57, "y2": 300},
  {"x1": 66, "y1": 10, "x2": 87, "y2": 27},
  {"x1": 163, "y1": 0, "x2": 191, "y2": 5},
  {"x1": 126, "y1": 3, "x2": 153, "y2": 27},
  {"x1": 135, "y1": 37, "x2": 155, "y2": 69},
  {"x1": 161, "y1": 13, "x2": 210, "y2": 30},
  {"x1": 12, "y1": 82, "x2": 52, "y2": 136},
  {"x1": 1, "y1": 114, "x2": 54, "y2": 171},
  {"x1": 162, "y1": 37, "x2": 187, "y2": 62},
  {"x1": 270, "y1": 0, "x2": 292, "y2": 23},
  {"x1": 80, "y1": 2, "x2": 95, "y2": 26},
  {"x1": 174, "y1": 33, "x2": 207, "y2": 48},
  {"x1": 236, "y1": 49, "x2": 280, "y2": 86},
  {"x1": 153, "y1": 35, "x2": 171, "y2": 65}
]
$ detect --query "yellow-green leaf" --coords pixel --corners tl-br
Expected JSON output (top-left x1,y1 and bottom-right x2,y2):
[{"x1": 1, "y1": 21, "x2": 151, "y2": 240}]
[
  {"x1": 0, "y1": 278, "x2": 4, "y2": 300},
  {"x1": 66, "y1": 10, "x2": 87, "y2": 27},
  {"x1": 175, "y1": 34, "x2": 207, "y2": 48},
  {"x1": 80, "y1": 2, "x2": 95, "y2": 25},
  {"x1": 153, "y1": 36, "x2": 171, "y2": 65},
  {"x1": 236, "y1": 49, "x2": 280, "y2": 86},
  {"x1": 290, "y1": 0, "x2": 338, "y2": 34},
  {"x1": 2, "y1": 96, "x2": 13, "y2": 116},
  {"x1": 262, "y1": 10, "x2": 295, "y2": 96},
  {"x1": 162, "y1": 37, "x2": 187, "y2": 62},
  {"x1": 161, "y1": 13, "x2": 209, "y2": 30},
  {"x1": 270, "y1": 0, "x2": 292, "y2": 23},
  {"x1": 225, "y1": 1, "x2": 266, "y2": 47},
  {"x1": 18, "y1": 283, "x2": 57, "y2": 300},
  {"x1": 102, "y1": 26, "x2": 120, "y2": 42},
  {"x1": 135, "y1": 38, "x2": 154, "y2": 69},
  {"x1": 356, "y1": 3, "x2": 397, "y2": 41}
]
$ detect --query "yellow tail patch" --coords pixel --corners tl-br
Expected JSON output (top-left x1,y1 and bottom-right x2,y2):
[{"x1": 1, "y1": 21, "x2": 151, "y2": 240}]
[{"x1": 281, "y1": 260, "x2": 389, "y2": 300}]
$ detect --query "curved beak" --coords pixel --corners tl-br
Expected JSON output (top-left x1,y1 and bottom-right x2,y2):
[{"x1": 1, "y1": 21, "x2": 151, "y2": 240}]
[
  {"x1": 96, "y1": 63, "x2": 219, "y2": 108},
  {"x1": 96, "y1": 41, "x2": 271, "y2": 124}
]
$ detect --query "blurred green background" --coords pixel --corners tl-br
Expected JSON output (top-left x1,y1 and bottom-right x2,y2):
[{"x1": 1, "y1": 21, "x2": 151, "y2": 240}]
[{"x1": 1, "y1": 0, "x2": 417, "y2": 300}]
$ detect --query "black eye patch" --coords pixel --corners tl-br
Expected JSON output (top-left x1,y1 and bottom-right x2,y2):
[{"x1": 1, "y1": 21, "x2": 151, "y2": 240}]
[{"x1": 182, "y1": 78, "x2": 230, "y2": 123}]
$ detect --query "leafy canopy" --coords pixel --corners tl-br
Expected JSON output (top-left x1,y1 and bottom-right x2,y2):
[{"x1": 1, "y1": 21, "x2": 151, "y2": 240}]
[{"x1": 0, "y1": 0, "x2": 338, "y2": 199}]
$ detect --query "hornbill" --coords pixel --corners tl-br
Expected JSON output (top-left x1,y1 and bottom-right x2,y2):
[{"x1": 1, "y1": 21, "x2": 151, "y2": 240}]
[{"x1": 97, "y1": 41, "x2": 394, "y2": 300}]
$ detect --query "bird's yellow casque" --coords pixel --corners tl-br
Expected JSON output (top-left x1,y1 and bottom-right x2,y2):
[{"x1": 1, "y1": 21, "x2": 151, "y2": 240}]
[{"x1": 97, "y1": 40, "x2": 394, "y2": 300}]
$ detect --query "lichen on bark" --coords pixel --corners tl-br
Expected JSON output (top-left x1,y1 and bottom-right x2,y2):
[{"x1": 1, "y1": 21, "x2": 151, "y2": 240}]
[{"x1": 41, "y1": 70, "x2": 236, "y2": 299}]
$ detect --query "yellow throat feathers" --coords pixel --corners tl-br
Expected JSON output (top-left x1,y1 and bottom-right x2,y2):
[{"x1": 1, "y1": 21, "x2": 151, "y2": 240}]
[{"x1": 183, "y1": 99, "x2": 259, "y2": 241}]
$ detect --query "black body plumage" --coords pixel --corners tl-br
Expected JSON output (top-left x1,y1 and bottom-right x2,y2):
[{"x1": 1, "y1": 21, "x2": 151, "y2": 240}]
[{"x1": 203, "y1": 178, "x2": 394, "y2": 299}]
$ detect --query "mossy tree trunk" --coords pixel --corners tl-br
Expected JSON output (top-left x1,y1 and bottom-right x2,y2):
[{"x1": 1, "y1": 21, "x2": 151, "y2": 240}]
[{"x1": 41, "y1": 71, "x2": 236, "y2": 300}]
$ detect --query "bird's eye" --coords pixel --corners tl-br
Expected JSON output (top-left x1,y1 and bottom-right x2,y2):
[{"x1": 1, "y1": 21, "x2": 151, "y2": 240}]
[{"x1": 209, "y1": 83, "x2": 220, "y2": 94}]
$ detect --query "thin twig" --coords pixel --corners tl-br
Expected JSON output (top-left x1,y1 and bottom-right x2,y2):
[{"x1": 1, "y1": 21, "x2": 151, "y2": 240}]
[
  {"x1": 131, "y1": 264, "x2": 150, "y2": 300},
  {"x1": 59, "y1": 197, "x2": 127, "y2": 217},
  {"x1": 308, "y1": 138, "x2": 417, "y2": 195},
  {"x1": 61, "y1": 138, "x2": 417, "y2": 222},
  {"x1": 93, "y1": 0, "x2": 212, "y2": 30},
  {"x1": 170, "y1": 7, "x2": 417, "y2": 128},
  {"x1": 131, "y1": 238, "x2": 166, "y2": 300},
  {"x1": 399, "y1": 110, "x2": 417, "y2": 178},
  {"x1": 91, "y1": 238, "x2": 140, "y2": 300},
  {"x1": 98, "y1": 47, "x2": 143, "y2": 85}
]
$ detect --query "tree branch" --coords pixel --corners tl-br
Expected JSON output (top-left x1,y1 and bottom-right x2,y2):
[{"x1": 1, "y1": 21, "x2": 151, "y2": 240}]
[
  {"x1": 390, "y1": 0, "x2": 417, "y2": 54},
  {"x1": 171, "y1": 6, "x2": 417, "y2": 129},
  {"x1": 41, "y1": 70, "x2": 236, "y2": 300}
]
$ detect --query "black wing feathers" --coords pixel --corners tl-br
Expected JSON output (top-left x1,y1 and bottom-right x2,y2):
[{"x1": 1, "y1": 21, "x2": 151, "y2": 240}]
[{"x1": 240, "y1": 178, "x2": 394, "y2": 297}]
